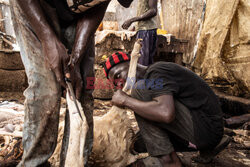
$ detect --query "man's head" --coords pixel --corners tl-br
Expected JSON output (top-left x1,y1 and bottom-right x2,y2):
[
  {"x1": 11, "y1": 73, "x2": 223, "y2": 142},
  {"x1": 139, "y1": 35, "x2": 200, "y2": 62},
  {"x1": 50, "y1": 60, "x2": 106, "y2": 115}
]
[
  {"x1": 103, "y1": 52, "x2": 130, "y2": 87},
  {"x1": 104, "y1": 51, "x2": 148, "y2": 88},
  {"x1": 117, "y1": 0, "x2": 134, "y2": 8},
  {"x1": 108, "y1": 61, "x2": 129, "y2": 82}
]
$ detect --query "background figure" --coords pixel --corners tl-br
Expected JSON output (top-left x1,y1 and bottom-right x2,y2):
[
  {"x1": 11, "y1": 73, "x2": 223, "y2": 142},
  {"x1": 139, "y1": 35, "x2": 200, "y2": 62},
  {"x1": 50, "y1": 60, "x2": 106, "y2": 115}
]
[{"x1": 122, "y1": 0, "x2": 158, "y2": 66}]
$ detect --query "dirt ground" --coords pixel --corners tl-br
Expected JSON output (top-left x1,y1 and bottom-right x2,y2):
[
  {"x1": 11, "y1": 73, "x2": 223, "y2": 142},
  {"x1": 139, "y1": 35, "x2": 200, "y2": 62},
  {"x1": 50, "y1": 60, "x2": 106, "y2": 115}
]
[
  {"x1": 0, "y1": 98, "x2": 249, "y2": 167},
  {"x1": 179, "y1": 145, "x2": 250, "y2": 167}
]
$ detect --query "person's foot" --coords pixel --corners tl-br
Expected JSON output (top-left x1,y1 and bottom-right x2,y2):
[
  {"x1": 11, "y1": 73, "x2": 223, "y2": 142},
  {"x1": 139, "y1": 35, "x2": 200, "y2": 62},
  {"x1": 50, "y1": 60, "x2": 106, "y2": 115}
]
[
  {"x1": 192, "y1": 135, "x2": 231, "y2": 164},
  {"x1": 159, "y1": 152, "x2": 182, "y2": 167},
  {"x1": 129, "y1": 157, "x2": 161, "y2": 167}
]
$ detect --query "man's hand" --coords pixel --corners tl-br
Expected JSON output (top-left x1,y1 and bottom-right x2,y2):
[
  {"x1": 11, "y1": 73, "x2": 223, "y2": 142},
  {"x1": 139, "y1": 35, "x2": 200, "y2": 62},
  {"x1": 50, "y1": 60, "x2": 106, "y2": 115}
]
[
  {"x1": 42, "y1": 36, "x2": 84, "y2": 100},
  {"x1": 122, "y1": 0, "x2": 158, "y2": 30},
  {"x1": 67, "y1": 62, "x2": 83, "y2": 100},
  {"x1": 42, "y1": 37, "x2": 70, "y2": 88},
  {"x1": 111, "y1": 89, "x2": 129, "y2": 108},
  {"x1": 122, "y1": 19, "x2": 134, "y2": 30}
]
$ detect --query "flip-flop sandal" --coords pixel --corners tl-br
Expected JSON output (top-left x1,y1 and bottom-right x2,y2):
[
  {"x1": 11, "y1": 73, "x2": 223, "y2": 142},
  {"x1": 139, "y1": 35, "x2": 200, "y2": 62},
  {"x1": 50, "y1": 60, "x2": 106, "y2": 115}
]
[{"x1": 192, "y1": 135, "x2": 231, "y2": 164}]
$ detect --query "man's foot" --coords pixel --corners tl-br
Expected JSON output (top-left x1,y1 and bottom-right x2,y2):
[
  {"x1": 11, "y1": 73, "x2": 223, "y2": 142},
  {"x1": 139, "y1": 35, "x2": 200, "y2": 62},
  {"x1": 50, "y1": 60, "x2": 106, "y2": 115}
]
[
  {"x1": 129, "y1": 157, "x2": 161, "y2": 167},
  {"x1": 192, "y1": 135, "x2": 231, "y2": 164},
  {"x1": 159, "y1": 152, "x2": 182, "y2": 167}
]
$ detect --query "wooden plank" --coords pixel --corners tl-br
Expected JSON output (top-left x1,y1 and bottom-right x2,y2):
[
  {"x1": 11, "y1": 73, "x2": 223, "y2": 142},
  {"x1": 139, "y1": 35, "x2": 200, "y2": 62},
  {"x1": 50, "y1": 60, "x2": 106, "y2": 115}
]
[{"x1": 162, "y1": 0, "x2": 204, "y2": 64}]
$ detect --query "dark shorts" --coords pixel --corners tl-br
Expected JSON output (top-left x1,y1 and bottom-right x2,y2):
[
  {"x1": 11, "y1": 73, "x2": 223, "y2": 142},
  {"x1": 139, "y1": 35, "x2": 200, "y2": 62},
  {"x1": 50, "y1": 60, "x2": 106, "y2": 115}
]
[
  {"x1": 135, "y1": 100, "x2": 197, "y2": 156},
  {"x1": 136, "y1": 29, "x2": 157, "y2": 66}
]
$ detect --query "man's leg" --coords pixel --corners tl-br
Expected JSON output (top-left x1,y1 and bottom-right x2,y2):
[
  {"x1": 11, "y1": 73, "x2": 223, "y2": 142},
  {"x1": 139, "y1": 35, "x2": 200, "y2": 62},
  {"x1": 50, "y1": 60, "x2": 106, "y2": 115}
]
[
  {"x1": 160, "y1": 101, "x2": 230, "y2": 164},
  {"x1": 157, "y1": 100, "x2": 196, "y2": 149},
  {"x1": 149, "y1": 29, "x2": 157, "y2": 65},
  {"x1": 80, "y1": 36, "x2": 95, "y2": 165},
  {"x1": 135, "y1": 115, "x2": 182, "y2": 167},
  {"x1": 134, "y1": 100, "x2": 196, "y2": 166},
  {"x1": 135, "y1": 115, "x2": 175, "y2": 157},
  {"x1": 10, "y1": 1, "x2": 61, "y2": 166},
  {"x1": 156, "y1": 100, "x2": 196, "y2": 166},
  {"x1": 137, "y1": 29, "x2": 157, "y2": 66},
  {"x1": 57, "y1": 19, "x2": 95, "y2": 166},
  {"x1": 135, "y1": 99, "x2": 196, "y2": 153}
]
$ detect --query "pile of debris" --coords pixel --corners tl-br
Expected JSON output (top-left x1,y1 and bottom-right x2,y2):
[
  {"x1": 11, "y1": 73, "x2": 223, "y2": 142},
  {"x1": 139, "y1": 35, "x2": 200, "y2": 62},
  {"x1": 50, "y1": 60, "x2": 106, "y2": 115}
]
[{"x1": 0, "y1": 101, "x2": 24, "y2": 166}]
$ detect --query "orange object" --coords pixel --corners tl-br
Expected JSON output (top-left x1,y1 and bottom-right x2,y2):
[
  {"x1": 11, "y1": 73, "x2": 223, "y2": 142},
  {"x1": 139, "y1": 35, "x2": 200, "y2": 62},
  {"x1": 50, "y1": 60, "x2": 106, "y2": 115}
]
[{"x1": 97, "y1": 22, "x2": 103, "y2": 31}]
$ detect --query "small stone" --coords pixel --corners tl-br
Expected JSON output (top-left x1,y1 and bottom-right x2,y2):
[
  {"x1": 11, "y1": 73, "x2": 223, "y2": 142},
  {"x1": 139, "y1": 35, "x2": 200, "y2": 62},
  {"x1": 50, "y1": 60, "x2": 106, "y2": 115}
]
[
  {"x1": 15, "y1": 125, "x2": 23, "y2": 131},
  {"x1": 243, "y1": 141, "x2": 250, "y2": 148},
  {"x1": 4, "y1": 124, "x2": 15, "y2": 133}
]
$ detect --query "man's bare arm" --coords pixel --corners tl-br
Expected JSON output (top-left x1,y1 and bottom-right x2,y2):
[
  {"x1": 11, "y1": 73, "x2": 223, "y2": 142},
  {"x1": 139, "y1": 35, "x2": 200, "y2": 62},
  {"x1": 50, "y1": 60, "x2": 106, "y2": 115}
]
[
  {"x1": 71, "y1": 1, "x2": 110, "y2": 66},
  {"x1": 122, "y1": 0, "x2": 157, "y2": 29},
  {"x1": 112, "y1": 90, "x2": 176, "y2": 123},
  {"x1": 67, "y1": 1, "x2": 109, "y2": 99},
  {"x1": 17, "y1": 0, "x2": 56, "y2": 41}
]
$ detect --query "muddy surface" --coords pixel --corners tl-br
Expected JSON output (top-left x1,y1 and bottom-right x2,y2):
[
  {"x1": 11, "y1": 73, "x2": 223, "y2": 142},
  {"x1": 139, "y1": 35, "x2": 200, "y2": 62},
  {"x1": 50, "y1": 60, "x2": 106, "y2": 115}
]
[{"x1": 179, "y1": 142, "x2": 250, "y2": 167}]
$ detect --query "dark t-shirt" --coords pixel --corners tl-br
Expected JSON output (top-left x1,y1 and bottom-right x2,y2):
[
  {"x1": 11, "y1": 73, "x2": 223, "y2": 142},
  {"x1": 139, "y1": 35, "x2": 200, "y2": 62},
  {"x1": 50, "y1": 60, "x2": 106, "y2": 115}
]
[
  {"x1": 44, "y1": 0, "x2": 78, "y2": 22},
  {"x1": 44, "y1": 0, "x2": 106, "y2": 22},
  {"x1": 131, "y1": 62, "x2": 224, "y2": 149}
]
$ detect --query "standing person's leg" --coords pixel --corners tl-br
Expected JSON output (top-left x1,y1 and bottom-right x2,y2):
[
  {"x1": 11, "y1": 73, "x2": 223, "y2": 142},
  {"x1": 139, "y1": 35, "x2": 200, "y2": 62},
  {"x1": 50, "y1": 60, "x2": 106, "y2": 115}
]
[
  {"x1": 58, "y1": 13, "x2": 99, "y2": 167},
  {"x1": 59, "y1": 31, "x2": 95, "y2": 167},
  {"x1": 137, "y1": 29, "x2": 156, "y2": 66},
  {"x1": 137, "y1": 30, "x2": 150, "y2": 66},
  {"x1": 149, "y1": 29, "x2": 157, "y2": 65},
  {"x1": 10, "y1": 1, "x2": 61, "y2": 166},
  {"x1": 63, "y1": 2, "x2": 109, "y2": 163},
  {"x1": 79, "y1": 36, "x2": 95, "y2": 164}
]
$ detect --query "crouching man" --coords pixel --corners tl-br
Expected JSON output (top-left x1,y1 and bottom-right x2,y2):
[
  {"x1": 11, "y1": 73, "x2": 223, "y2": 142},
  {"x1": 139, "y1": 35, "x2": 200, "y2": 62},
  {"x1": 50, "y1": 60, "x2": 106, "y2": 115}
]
[{"x1": 103, "y1": 52, "x2": 230, "y2": 167}]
